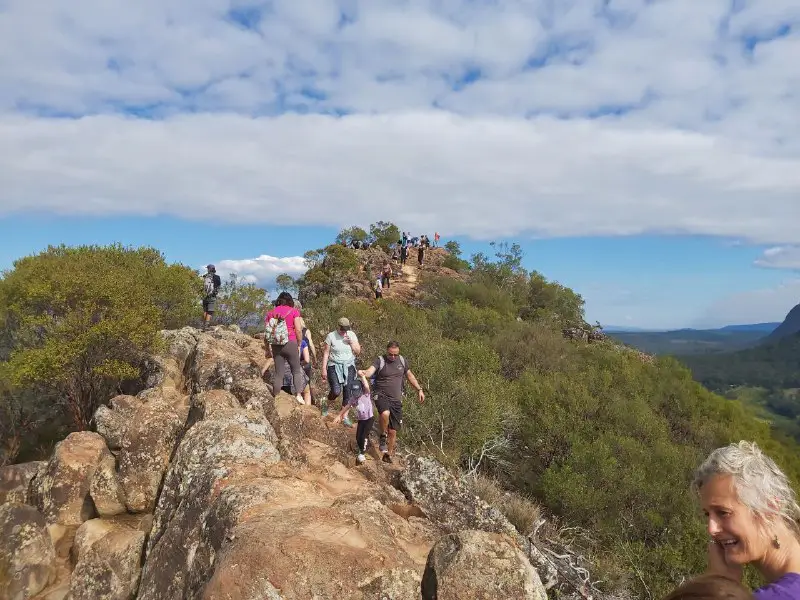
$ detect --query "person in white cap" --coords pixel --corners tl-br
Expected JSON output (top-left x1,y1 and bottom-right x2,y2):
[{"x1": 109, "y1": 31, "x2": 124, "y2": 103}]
[{"x1": 321, "y1": 317, "x2": 361, "y2": 423}]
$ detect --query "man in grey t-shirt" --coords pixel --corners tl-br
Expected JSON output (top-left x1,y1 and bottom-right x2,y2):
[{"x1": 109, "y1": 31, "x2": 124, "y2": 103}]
[{"x1": 358, "y1": 340, "x2": 424, "y2": 462}]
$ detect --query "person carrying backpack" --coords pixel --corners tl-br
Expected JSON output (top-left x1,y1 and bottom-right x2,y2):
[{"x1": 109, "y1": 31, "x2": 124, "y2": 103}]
[
  {"x1": 381, "y1": 260, "x2": 392, "y2": 289},
  {"x1": 202, "y1": 265, "x2": 222, "y2": 330},
  {"x1": 264, "y1": 292, "x2": 306, "y2": 405},
  {"x1": 374, "y1": 275, "x2": 383, "y2": 300},
  {"x1": 358, "y1": 341, "x2": 424, "y2": 463}
]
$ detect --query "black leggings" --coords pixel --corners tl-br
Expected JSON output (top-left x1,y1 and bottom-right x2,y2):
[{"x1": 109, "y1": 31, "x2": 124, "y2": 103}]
[
  {"x1": 272, "y1": 340, "x2": 304, "y2": 398},
  {"x1": 381, "y1": 273, "x2": 390, "y2": 288},
  {"x1": 356, "y1": 417, "x2": 374, "y2": 453}
]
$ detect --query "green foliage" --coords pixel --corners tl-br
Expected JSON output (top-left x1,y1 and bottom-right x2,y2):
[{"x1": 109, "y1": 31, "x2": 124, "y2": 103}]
[
  {"x1": 335, "y1": 226, "x2": 369, "y2": 246},
  {"x1": 298, "y1": 242, "x2": 800, "y2": 598},
  {"x1": 297, "y1": 244, "x2": 360, "y2": 300},
  {"x1": 214, "y1": 273, "x2": 270, "y2": 329},
  {"x1": 368, "y1": 221, "x2": 401, "y2": 250},
  {"x1": 275, "y1": 273, "x2": 298, "y2": 294},
  {"x1": 444, "y1": 240, "x2": 462, "y2": 257},
  {"x1": 0, "y1": 244, "x2": 198, "y2": 436}
]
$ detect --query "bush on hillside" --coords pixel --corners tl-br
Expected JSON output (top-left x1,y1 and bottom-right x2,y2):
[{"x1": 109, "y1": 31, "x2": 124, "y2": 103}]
[
  {"x1": 213, "y1": 273, "x2": 270, "y2": 330},
  {"x1": 0, "y1": 244, "x2": 199, "y2": 461},
  {"x1": 298, "y1": 240, "x2": 800, "y2": 599}
]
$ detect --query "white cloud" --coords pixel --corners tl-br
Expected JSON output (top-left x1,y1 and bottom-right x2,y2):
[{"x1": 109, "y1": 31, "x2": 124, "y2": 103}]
[
  {"x1": 0, "y1": 0, "x2": 799, "y2": 244},
  {"x1": 2, "y1": 111, "x2": 800, "y2": 243},
  {"x1": 695, "y1": 279, "x2": 800, "y2": 328},
  {"x1": 212, "y1": 254, "x2": 307, "y2": 290},
  {"x1": 755, "y1": 246, "x2": 800, "y2": 270}
]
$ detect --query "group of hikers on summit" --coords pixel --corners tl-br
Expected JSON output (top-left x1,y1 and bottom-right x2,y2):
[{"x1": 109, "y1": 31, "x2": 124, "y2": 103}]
[{"x1": 261, "y1": 291, "x2": 424, "y2": 464}]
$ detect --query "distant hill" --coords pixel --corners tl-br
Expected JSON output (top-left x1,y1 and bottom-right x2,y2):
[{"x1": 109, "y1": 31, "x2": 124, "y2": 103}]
[
  {"x1": 766, "y1": 303, "x2": 800, "y2": 341},
  {"x1": 682, "y1": 331, "x2": 800, "y2": 390},
  {"x1": 608, "y1": 325, "x2": 775, "y2": 355}
]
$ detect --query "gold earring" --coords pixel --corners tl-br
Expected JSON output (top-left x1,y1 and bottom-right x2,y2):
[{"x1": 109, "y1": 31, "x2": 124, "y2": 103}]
[{"x1": 773, "y1": 535, "x2": 781, "y2": 549}]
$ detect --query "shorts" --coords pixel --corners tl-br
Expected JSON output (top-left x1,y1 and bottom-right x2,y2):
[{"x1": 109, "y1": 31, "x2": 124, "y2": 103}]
[
  {"x1": 375, "y1": 394, "x2": 403, "y2": 431},
  {"x1": 202, "y1": 297, "x2": 217, "y2": 314}
]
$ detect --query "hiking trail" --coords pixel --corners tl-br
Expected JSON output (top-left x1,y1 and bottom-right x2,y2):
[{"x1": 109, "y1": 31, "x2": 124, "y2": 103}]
[{"x1": 386, "y1": 260, "x2": 421, "y2": 303}]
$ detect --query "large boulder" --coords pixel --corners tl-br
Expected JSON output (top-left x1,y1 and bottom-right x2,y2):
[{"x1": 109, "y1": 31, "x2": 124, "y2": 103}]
[
  {"x1": 421, "y1": 530, "x2": 547, "y2": 600},
  {"x1": 0, "y1": 461, "x2": 45, "y2": 505},
  {"x1": 0, "y1": 503, "x2": 56, "y2": 599},
  {"x1": 90, "y1": 452, "x2": 127, "y2": 517},
  {"x1": 400, "y1": 455, "x2": 518, "y2": 538},
  {"x1": 32, "y1": 431, "x2": 120, "y2": 526},
  {"x1": 190, "y1": 331, "x2": 265, "y2": 394},
  {"x1": 116, "y1": 388, "x2": 189, "y2": 513},
  {"x1": 138, "y1": 391, "x2": 281, "y2": 600},
  {"x1": 142, "y1": 327, "x2": 199, "y2": 391},
  {"x1": 70, "y1": 525, "x2": 147, "y2": 600}
]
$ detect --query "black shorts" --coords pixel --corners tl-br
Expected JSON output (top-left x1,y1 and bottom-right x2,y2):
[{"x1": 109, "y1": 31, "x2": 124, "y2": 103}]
[
  {"x1": 202, "y1": 297, "x2": 216, "y2": 314},
  {"x1": 375, "y1": 394, "x2": 402, "y2": 431}
]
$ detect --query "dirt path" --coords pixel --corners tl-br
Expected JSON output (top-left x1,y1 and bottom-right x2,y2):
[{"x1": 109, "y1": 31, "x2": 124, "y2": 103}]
[{"x1": 386, "y1": 260, "x2": 421, "y2": 303}]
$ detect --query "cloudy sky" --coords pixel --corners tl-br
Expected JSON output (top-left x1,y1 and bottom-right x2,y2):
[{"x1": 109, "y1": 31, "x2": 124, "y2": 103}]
[{"x1": 1, "y1": 0, "x2": 799, "y2": 329}]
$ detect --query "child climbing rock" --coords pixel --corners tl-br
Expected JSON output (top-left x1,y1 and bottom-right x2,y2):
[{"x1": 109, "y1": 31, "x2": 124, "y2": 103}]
[{"x1": 333, "y1": 373, "x2": 375, "y2": 465}]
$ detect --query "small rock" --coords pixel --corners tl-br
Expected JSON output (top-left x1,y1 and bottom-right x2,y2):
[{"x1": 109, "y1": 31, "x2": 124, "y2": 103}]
[
  {"x1": 0, "y1": 461, "x2": 45, "y2": 505},
  {"x1": 69, "y1": 528, "x2": 146, "y2": 600}
]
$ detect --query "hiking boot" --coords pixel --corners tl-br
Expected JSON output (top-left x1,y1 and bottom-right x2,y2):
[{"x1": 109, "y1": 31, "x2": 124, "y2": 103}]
[
  {"x1": 379, "y1": 434, "x2": 388, "y2": 454},
  {"x1": 356, "y1": 453, "x2": 366, "y2": 465}
]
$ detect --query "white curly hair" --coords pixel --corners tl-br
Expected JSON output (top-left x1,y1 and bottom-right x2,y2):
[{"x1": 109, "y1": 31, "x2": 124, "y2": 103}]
[{"x1": 692, "y1": 441, "x2": 800, "y2": 535}]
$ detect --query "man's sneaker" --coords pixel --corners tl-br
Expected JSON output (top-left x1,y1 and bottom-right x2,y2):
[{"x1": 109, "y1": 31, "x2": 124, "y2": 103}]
[
  {"x1": 379, "y1": 434, "x2": 388, "y2": 454},
  {"x1": 356, "y1": 453, "x2": 366, "y2": 465}
]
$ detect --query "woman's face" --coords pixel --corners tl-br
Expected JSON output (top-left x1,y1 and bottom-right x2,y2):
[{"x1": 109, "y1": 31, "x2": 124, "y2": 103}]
[{"x1": 700, "y1": 474, "x2": 769, "y2": 565}]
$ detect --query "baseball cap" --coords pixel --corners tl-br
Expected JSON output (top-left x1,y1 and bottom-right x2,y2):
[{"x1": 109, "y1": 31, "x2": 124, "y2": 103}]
[
  {"x1": 338, "y1": 317, "x2": 351, "y2": 329},
  {"x1": 206, "y1": 264, "x2": 215, "y2": 271}
]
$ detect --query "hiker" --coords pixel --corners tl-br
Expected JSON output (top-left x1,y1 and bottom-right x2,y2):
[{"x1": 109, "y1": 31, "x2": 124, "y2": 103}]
[
  {"x1": 434, "y1": 232, "x2": 440, "y2": 247},
  {"x1": 693, "y1": 441, "x2": 800, "y2": 599},
  {"x1": 264, "y1": 292, "x2": 306, "y2": 405},
  {"x1": 401, "y1": 232, "x2": 408, "y2": 248},
  {"x1": 358, "y1": 341, "x2": 424, "y2": 463},
  {"x1": 400, "y1": 242, "x2": 408, "y2": 266},
  {"x1": 321, "y1": 317, "x2": 362, "y2": 422},
  {"x1": 374, "y1": 275, "x2": 383, "y2": 300},
  {"x1": 391, "y1": 244, "x2": 400, "y2": 262},
  {"x1": 299, "y1": 326, "x2": 315, "y2": 404},
  {"x1": 332, "y1": 372, "x2": 374, "y2": 465},
  {"x1": 202, "y1": 264, "x2": 222, "y2": 330},
  {"x1": 381, "y1": 260, "x2": 392, "y2": 289},
  {"x1": 417, "y1": 243, "x2": 425, "y2": 267}
]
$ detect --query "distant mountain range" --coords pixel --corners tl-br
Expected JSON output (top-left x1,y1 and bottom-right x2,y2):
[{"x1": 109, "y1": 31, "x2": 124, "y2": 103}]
[{"x1": 606, "y1": 322, "x2": 781, "y2": 355}]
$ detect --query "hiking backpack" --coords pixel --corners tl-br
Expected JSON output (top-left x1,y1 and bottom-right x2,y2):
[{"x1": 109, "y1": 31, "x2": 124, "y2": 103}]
[
  {"x1": 265, "y1": 313, "x2": 290, "y2": 345},
  {"x1": 203, "y1": 273, "x2": 216, "y2": 297},
  {"x1": 370, "y1": 355, "x2": 407, "y2": 388}
]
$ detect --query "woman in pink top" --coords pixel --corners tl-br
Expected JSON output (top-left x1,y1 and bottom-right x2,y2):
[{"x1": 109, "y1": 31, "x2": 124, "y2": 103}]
[{"x1": 265, "y1": 292, "x2": 306, "y2": 404}]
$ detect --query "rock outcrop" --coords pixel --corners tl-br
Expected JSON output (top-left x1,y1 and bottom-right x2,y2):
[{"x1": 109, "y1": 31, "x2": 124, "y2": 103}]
[
  {"x1": 422, "y1": 530, "x2": 547, "y2": 600},
  {"x1": 1, "y1": 326, "x2": 550, "y2": 600}
]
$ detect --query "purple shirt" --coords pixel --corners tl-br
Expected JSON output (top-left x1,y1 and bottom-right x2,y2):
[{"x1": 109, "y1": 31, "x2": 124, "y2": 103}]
[
  {"x1": 347, "y1": 392, "x2": 374, "y2": 421},
  {"x1": 755, "y1": 573, "x2": 800, "y2": 600}
]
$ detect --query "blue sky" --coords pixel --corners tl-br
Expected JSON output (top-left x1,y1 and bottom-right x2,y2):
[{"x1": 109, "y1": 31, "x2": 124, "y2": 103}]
[{"x1": 1, "y1": 0, "x2": 800, "y2": 329}]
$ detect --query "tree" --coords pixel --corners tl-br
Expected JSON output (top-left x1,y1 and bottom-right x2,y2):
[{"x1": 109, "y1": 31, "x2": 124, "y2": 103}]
[
  {"x1": 369, "y1": 221, "x2": 401, "y2": 250},
  {"x1": 335, "y1": 226, "x2": 369, "y2": 246},
  {"x1": 275, "y1": 273, "x2": 298, "y2": 294},
  {"x1": 444, "y1": 240, "x2": 462, "y2": 257},
  {"x1": 0, "y1": 244, "x2": 199, "y2": 431},
  {"x1": 214, "y1": 273, "x2": 270, "y2": 330}
]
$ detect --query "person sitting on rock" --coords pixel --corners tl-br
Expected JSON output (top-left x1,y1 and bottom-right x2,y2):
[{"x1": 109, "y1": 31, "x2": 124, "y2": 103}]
[
  {"x1": 321, "y1": 317, "x2": 361, "y2": 422},
  {"x1": 358, "y1": 341, "x2": 424, "y2": 463},
  {"x1": 333, "y1": 372, "x2": 374, "y2": 465}
]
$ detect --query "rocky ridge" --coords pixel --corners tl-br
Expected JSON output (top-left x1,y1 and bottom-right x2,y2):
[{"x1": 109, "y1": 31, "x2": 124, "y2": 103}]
[{"x1": 1, "y1": 326, "x2": 555, "y2": 600}]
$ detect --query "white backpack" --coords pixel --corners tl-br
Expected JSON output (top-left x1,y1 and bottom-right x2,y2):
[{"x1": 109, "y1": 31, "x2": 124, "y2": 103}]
[{"x1": 265, "y1": 314, "x2": 290, "y2": 345}]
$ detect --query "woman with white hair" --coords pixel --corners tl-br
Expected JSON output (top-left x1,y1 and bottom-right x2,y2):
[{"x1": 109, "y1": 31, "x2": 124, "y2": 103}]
[{"x1": 693, "y1": 441, "x2": 800, "y2": 599}]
